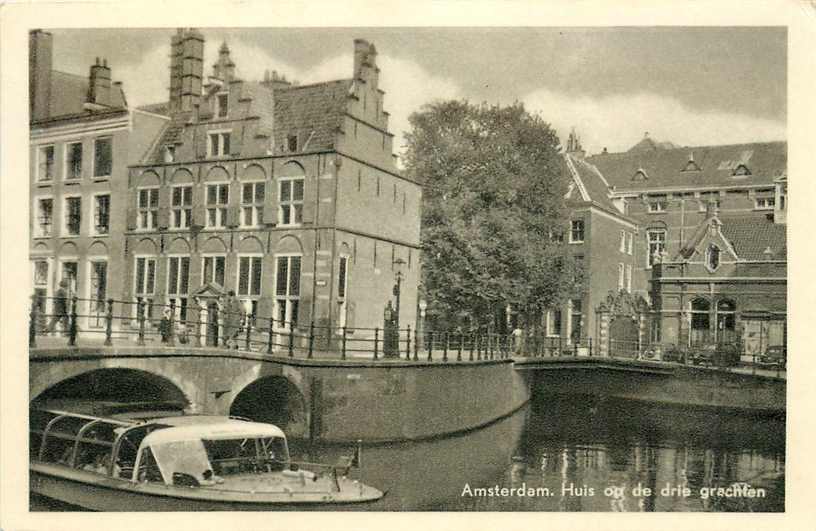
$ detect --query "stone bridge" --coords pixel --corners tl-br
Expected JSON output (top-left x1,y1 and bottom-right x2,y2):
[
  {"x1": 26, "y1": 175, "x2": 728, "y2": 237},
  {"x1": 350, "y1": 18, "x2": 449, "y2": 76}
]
[{"x1": 30, "y1": 346, "x2": 785, "y2": 444}]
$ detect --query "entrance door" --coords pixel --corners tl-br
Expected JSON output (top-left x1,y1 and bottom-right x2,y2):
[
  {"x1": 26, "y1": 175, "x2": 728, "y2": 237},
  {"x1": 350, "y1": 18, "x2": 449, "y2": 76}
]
[{"x1": 609, "y1": 316, "x2": 639, "y2": 358}]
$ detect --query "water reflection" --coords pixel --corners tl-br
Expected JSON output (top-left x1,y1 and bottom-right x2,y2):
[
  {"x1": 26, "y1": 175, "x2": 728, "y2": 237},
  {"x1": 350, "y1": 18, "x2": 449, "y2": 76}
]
[{"x1": 31, "y1": 392, "x2": 785, "y2": 512}]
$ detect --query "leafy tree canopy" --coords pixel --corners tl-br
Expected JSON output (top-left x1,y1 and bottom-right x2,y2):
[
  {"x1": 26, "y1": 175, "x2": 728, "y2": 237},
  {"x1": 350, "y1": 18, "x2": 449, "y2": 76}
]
[{"x1": 403, "y1": 100, "x2": 574, "y2": 329}]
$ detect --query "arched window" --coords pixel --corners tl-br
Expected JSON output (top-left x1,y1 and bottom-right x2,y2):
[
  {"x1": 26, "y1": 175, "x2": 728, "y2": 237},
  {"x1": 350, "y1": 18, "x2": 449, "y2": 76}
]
[{"x1": 706, "y1": 244, "x2": 721, "y2": 272}]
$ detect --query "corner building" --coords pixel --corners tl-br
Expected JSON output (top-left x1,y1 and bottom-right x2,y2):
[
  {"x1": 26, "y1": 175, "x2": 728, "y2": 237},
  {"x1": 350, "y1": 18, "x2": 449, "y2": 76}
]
[{"x1": 124, "y1": 31, "x2": 421, "y2": 340}]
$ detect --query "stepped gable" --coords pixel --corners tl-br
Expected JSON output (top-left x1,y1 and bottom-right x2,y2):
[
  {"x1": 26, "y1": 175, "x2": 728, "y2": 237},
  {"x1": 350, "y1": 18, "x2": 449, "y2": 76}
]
[{"x1": 588, "y1": 141, "x2": 787, "y2": 191}]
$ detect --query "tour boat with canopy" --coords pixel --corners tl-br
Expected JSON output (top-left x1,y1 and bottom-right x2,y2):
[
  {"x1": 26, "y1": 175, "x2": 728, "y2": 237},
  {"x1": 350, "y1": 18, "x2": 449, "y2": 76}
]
[{"x1": 30, "y1": 408, "x2": 384, "y2": 511}]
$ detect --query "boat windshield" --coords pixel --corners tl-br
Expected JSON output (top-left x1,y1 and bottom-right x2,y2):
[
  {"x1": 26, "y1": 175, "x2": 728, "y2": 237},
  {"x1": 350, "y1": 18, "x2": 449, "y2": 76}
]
[
  {"x1": 149, "y1": 439, "x2": 212, "y2": 484},
  {"x1": 203, "y1": 436, "x2": 289, "y2": 476}
]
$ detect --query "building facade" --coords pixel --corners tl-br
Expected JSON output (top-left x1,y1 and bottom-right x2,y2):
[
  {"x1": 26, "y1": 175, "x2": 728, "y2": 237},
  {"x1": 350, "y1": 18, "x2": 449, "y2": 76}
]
[
  {"x1": 123, "y1": 30, "x2": 421, "y2": 343},
  {"x1": 29, "y1": 29, "x2": 168, "y2": 331}
]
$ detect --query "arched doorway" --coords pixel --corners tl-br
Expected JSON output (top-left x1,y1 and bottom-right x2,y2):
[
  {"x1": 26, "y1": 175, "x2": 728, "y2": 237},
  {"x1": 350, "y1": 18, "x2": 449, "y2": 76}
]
[
  {"x1": 230, "y1": 376, "x2": 307, "y2": 438},
  {"x1": 689, "y1": 298, "x2": 711, "y2": 346}
]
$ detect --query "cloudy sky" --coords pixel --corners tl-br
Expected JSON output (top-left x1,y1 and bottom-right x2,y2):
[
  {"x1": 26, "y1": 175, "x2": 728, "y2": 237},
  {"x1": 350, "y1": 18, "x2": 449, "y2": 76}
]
[{"x1": 49, "y1": 27, "x2": 786, "y2": 157}]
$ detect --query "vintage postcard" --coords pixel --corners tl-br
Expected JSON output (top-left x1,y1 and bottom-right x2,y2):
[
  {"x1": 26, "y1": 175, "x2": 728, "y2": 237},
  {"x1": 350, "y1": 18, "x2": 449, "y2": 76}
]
[{"x1": 1, "y1": 0, "x2": 813, "y2": 529}]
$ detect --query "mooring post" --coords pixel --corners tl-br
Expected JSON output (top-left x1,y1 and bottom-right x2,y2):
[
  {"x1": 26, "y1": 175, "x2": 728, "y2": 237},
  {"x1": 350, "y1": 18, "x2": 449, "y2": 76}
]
[
  {"x1": 341, "y1": 327, "x2": 347, "y2": 360},
  {"x1": 414, "y1": 327, "x2": 419, "y2": 361},
  {"x1": 104, "y1": 298, "x2": 114, "y2": 346},
  {"x1": 406, "y1": 325, "x2": 412, "y2": 360},
  {"x1": 288, "y1": 322, "x2": 295, "y2": 358},
  {"x1": 266, "y1": 317, "x2": 274, "y2": 354},
  {"x1": 308, "y1": 321, "x2": 315, "y2": 359}
]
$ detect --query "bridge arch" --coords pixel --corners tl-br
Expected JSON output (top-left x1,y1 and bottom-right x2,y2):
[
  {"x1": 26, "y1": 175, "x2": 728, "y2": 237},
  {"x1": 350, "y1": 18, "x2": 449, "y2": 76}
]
[
  {"x1": 31, "y1": 367, "x2": 190, "y2": 410},
  {"x1": 229, "y1": 375, "x2": 307, "y2": 438}
]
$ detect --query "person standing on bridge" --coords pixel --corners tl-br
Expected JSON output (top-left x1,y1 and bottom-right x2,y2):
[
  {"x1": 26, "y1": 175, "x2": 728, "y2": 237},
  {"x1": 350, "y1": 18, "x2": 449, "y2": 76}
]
[
  {"x1": 47, "y1": 279, "x2": 70, "y2": 336},
  {"x1": 223, "y1": 290, "x2": 243, "y2": 349},
  {"x1": 512, "y1": 325, "x2": 524, "y2": 356}
]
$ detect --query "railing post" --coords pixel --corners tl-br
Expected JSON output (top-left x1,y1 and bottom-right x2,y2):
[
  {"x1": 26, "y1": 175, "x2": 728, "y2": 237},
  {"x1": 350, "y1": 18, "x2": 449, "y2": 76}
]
[
  {"x1": 406, "y1": 325, "x2": 412, "y2": 360},
  {"x1": 68, "y1": 296, "x2": 78, "y2": 347},
  {"x1": 193, "y1": 302, "x2": 202, "y2": 348},
  {"x1": 414, "y1": 327, "x2": 419, "y2": 361},
  {"x1": 443, "y1": 332, "x2": 449, "y2": 362},
  {"x1": 457, "y1": 334, "x2": 463, "y2": 362},
  {"x1": 573, "y1": 339, "x2": 578, "y2": 357},
  {"x1": 308, "y1": 321, "x2": 315, "y2": 359},
  {"x1": 427, "y1": 332, "x2": 433, "y2": 361},
  {"x1": 476, "y1": 334, "x2": 481, "y2": 361},
  {"x1": 341, "y1": 327, "x2": 347, "y2": 360},
  {"x1": 104, "y1": 298, "x2": 114, "y2": 346},
  {"x1": 137, "y1": 298, "x2": 145, "y2": 346},
  {"x1": 288, "y1": 322, "x2": 295, "y2": 358},
  {"x1": 29, "y1": 295, "x2": 38, "y2": 348},
  {"x1": 267, "y1": 317, "x2": 274, "y2": 354},
  {"x1": 373, "y1": 328, "x2": 379, "y2": 360},
  {"x1": 469, "y1": 333, "x2": 475, "y2": 362}
]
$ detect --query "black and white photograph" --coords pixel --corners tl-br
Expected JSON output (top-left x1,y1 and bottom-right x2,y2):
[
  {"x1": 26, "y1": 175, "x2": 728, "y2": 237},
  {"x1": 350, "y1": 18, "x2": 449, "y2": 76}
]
[{"x1": 1, "y1": 0, "x2": 812, "y2": 528}]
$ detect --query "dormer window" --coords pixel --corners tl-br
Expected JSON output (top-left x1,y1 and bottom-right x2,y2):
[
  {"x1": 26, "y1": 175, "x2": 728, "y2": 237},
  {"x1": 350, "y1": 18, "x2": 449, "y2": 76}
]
[
  {"x1": 706, "y1": 244, "x2": 721, "y2": 272},
  {"x1": 287, "y1": 134, "x2": 298, "y2": 153},
  {"x1": 733, "y1": 164, "x2": 751, "y2": 177},
  {"x1": 681, "y1": 152, "x2": 701, "y2": 172},
  {"x1": 648, "y1": 197, "x2": 667, "y2": 213},
  {"x1": 216, "y1": 93, "x2": 228, "y2": 118},
  {"x1": 633, "y1": 168, "x2": 648, "y2": 181},
  {"x1": 164, "y1": 145, "x2": 176, "y2": 163},
  {"x1": 208, "y1": 131, "x2": 231, "y2": 158}
]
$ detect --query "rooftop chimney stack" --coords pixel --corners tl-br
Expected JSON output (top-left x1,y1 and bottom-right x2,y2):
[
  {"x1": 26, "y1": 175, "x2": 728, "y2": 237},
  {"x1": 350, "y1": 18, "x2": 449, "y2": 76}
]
[
  {"x1": 169, "y1": 28, "x2": 204, "y2": 113},
  {"x1": 566, "y1": 127, "x2": 585, "y2": 159},
  {"x1": 88, "y1": 57, "x2": 112, "y2": 106},
  {"x1": 29, "y1": 29, "x2": 53, "y2": 121},
  {"x1": 169, "y1": 30, "x2": 183, "y2": 111}
]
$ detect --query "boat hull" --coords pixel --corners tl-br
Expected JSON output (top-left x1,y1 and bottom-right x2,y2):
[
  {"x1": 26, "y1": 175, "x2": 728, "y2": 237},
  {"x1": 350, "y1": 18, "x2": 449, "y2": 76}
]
[{"x1": 31, "y1": 464, "x2": 384, "y2": 511}]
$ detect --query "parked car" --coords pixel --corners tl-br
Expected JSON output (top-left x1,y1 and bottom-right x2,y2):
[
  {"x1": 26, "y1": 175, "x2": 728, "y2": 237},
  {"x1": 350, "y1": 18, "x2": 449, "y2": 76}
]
[
  {"x1": 758, "y1": 345, "x2": 786, "y2": 369},
  {"x1": 690, "y1": 342, "x2": 741, "y2": 367}
]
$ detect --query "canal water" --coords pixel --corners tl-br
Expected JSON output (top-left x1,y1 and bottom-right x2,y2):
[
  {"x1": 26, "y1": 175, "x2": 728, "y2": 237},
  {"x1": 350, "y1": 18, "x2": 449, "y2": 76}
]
[{"x1": 31, "y1": 393, "x2": 785, "y2": 512}]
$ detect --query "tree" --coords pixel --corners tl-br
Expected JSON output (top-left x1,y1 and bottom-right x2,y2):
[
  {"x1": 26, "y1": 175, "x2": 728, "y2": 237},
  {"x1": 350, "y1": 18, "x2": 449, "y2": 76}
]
[{"x1": 403, "y1": 100, "x2": 574, "y2": 331}]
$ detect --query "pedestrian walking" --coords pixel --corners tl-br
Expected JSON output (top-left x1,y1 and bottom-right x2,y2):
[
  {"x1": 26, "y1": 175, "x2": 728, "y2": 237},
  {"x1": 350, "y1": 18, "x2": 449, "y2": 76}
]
[
  {"x1": 47, "y1": 279, "x2": 70, "y2": 335},
  {"x1": 512, "y1": 325, "x2": 524, "y2": 356}
]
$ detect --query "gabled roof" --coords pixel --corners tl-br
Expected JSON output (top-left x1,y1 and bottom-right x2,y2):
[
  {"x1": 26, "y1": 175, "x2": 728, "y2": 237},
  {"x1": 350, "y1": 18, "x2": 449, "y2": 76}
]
[
  {"x1": 564, "y1": 154, "x2": 636, "y2": 223},
  {"x1": 677, "y1": 213, "x2": 786, "y2": 261},
  {"x1": 44, "y1": 70, "x2": 127, "y2": 120},
  {"x1": 272, "y1": 79, "x2": 352, "y2": 153},
  {"x1": 587, "y1": 141, "x2": 786, "y2": 192}
]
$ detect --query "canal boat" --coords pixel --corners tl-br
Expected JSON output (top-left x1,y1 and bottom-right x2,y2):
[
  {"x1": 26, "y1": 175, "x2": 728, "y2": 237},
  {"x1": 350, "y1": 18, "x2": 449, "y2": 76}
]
[{"x1": 30, "y1": 408, "x2": 384, "y2": 511}]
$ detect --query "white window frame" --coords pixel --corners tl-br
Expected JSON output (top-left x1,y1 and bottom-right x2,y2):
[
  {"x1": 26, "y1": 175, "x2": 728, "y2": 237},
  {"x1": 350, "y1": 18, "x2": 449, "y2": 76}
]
[
  {"x1": 92, "y1": 136, "x2": 113, "y2": 179},
  {"x1": 240, "y1": 181, "x2": 265, "y2": 228},
  {"x1": 648, "y1": 200, "x2": 667, "y2": 213},
  {"x1": 34, "y1": 194, "x2": 54, "y2": 238},
  {"x1": 278, "y1": 177, "x2": 304, "y2": 227},
  {"x1": 207, "y1": 129, "x2": 232, "y2": 158},
  {"x1": 626, "y1": 232, "x2": 634, "y2": 255},
  {"x1": 171, "y1": 184, "x2": 193, "y2": 230},
  {"x1": 64, "y1": 141, "x2": 83, "y2": 181},
  {"x1": 569, "y1": 219, "x2": 585, "y2": 244},
  {"x1": 619, "y1": 230, "x2": 626, "y2": 253},
  {"x1": 754, "y1": 197, "x2": 775, "y2": 210},
  {"x1": 91, "y1": 192, "x2": 111, "y2": 236},
  {"x1": 205, "y1": 182, "x2": 229, "y2": 229},
  {"x1": 646, "y1": 229, "x2": 667, "y2": 269},
  {"x1": 63, "y1": 194, "x2": 82, "y2": 237},
  {"x1": 133, "y1": 255, "x2": 157, "y2": 320},
  {"x1": 37, "y1": 144, "x2": 56, "y2": 182},
  {"x1": 136, "y1": 186, "x2": 159, "y2": 230},
  {"x1": 201, "y1": 253, "x2": 227, "y2": 287},
  {"x1": 273, "y1": 253, "x2": 302, "y2": 329},
  {"x1": 166, "y1": 254, "x2": 192, "y2": 321},
  {"x1": 216, "y1": 92, "x2": 229, "y2": 118},
  {"x1": 86, "y1": 258, "x2": 109, "y2": 328}
]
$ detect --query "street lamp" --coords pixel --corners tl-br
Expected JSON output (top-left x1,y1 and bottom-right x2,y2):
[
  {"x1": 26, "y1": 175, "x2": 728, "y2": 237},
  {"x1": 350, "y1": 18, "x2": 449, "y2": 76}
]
[
  {"x1": 418, "y1": 298, "x2": 428, "y2": 351},
  {"x1": 392, "y1": 258, "x2": 406, "y2": 330}
]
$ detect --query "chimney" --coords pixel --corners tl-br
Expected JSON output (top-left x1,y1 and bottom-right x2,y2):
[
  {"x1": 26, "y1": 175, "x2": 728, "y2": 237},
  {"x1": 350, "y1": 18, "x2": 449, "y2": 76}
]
[
  {"x1": 179, "y1": 29, "x2": 204, "y2": 112},
  {"x1": 29, "y1": 29, "x2": 53, "y2": 121},
  {"x1": 88, "y1": 57, "x2": 112, "y2": 106},
  {"x1": 169, "y1": 30, "x2": 183, "y2": 111},
  {"x1": 565, "y1": 127, "x2": 585, "y2": 159},
  {"x1": 353, "y1": 38, "x2": 370, "y2": 80}
]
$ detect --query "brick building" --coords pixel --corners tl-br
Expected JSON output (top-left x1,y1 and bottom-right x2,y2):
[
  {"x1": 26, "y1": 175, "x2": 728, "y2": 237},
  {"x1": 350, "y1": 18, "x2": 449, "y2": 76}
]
[
  {"x1": 123, "y1": 30, "x2": 421, "y2": 343},
  {"x1": 28, "y1": 29, "x2": 168, "y2": 331},
  {"x1": 564, "y1": 133, "x2": 787, "y2": 353}
]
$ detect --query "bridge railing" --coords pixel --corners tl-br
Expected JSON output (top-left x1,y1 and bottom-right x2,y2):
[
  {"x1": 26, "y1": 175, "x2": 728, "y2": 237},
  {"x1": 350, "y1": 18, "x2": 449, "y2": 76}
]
[{"x1": 28, "y1": 296, "x2": 528, "y2": 363}]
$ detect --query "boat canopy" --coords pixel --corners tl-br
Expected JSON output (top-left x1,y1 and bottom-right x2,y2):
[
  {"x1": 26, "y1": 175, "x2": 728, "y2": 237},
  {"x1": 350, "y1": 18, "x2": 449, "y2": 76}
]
[{"x1": 141, "y1": 419, "x2": 285, "y2": 448}]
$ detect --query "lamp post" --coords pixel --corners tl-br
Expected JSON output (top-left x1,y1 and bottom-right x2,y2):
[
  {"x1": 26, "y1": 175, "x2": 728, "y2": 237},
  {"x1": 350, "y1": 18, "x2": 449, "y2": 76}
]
[
  {"x1": 393, "y1": 258, "x2": 406, "y2": 331},
  {"x1": 418, "y1": 299, "x2": 428, "y2": 351}
]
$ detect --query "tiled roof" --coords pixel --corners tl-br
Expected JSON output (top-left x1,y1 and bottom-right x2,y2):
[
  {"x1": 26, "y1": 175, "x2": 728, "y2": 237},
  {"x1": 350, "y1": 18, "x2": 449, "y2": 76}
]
[
  {"x1": 272, "y1": 79, "x2": 352, "y2": 152},
  {"x1": 564, "y1": 154, "x2": 636, "y2": 222},
  {"x1": 46, "y1": 70, "x2": 127, "y2": 119},
  {"x1": 587, "y1": 141, "x2": 787, "y2": 191},
  {"x1": 718, "y1": 214, "x2": 787, "y2": 261},
  {"x1": 137, "y1": 102, "x2": 171, "y2": 116}
]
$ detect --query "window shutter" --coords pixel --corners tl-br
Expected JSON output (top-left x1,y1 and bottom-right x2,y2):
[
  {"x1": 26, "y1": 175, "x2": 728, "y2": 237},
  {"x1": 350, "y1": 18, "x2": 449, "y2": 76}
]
[
  {"x1": 262, "y1": 178, "x2": 278, "y2": 225},
  {"x1": 301, "y1": 174, "x2": 316, "y2": 225},
  {"x1": 126, "y1": 207, "x2": 137, "y2": 230},
  {"x1": 192, "y1": 204, "x2": 206, "y2": 228},
  {"x1": 347, "y1": 301, "x2": 356, "y2": 328},
  {"x1": 226, "y1": 206, "x2": 240, "y2": 228}
]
